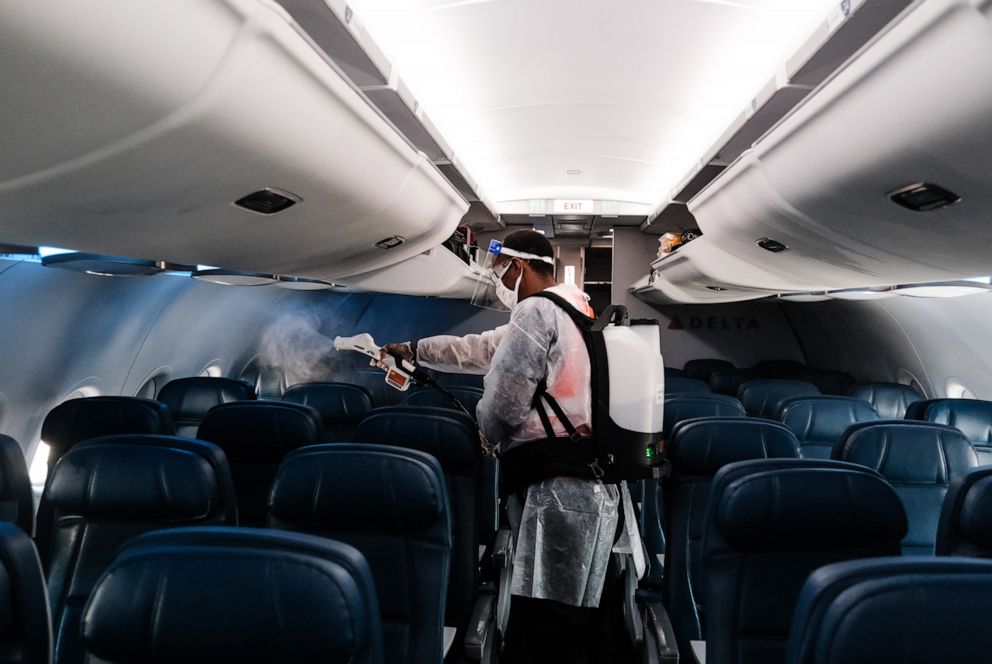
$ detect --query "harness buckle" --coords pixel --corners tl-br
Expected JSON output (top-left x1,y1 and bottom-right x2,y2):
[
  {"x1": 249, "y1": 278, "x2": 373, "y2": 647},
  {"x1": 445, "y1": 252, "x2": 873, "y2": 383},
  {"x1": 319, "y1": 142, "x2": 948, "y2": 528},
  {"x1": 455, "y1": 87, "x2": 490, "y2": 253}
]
[{"x1": 587, "y1": 458, "x2": 605, "y2": 480}]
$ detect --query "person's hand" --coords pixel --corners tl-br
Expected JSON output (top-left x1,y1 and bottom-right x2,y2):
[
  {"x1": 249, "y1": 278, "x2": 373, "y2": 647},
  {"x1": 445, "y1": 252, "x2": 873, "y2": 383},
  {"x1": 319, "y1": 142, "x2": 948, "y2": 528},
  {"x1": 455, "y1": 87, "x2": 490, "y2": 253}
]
[{"x1": 382, "y1": 342, "x2": 416, "y2": 364}]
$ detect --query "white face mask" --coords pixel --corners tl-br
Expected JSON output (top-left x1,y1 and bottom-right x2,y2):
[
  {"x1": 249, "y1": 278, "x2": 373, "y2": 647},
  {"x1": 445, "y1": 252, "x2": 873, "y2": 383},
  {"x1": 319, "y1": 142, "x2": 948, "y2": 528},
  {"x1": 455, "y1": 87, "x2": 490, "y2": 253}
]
[{"x1": 495, "y1": 268, "x2": 523, "y2": 309}]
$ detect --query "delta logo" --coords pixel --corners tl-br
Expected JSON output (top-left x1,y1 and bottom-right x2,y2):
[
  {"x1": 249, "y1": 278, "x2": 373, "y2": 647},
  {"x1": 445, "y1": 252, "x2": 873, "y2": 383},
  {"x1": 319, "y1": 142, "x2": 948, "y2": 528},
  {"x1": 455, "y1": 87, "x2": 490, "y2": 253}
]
[{"x1": 668, "y1": 316, "x2": 760, "y2": 331}]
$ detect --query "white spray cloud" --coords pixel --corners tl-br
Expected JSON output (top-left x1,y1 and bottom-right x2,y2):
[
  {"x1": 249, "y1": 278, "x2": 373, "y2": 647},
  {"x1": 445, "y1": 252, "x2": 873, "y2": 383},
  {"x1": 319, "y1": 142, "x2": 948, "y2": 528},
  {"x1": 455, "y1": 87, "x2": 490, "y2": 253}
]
[{"x1": 259, "y1": 310, "x2": 340, "y2": 387}]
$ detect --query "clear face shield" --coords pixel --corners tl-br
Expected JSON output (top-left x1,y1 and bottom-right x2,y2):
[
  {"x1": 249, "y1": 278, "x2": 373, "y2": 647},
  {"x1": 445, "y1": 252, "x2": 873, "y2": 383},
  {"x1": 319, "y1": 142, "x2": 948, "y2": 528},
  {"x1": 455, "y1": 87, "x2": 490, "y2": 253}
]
[{"x1": 471, "y1": 239, "x2": 556, "y2": 311}]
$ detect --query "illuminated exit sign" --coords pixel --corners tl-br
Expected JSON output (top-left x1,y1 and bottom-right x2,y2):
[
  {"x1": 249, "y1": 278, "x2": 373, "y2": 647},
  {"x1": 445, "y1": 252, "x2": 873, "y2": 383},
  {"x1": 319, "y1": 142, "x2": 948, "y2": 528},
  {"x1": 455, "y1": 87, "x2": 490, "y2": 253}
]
[{"x1": 553, "y1": 199, "x2": 594, "y2": 214}]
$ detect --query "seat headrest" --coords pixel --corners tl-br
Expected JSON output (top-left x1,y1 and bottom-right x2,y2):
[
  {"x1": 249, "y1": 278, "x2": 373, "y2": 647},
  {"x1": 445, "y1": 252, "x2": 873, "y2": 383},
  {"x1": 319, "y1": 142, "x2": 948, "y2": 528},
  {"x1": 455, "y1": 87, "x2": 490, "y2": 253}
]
[
  {"x1": 354, "y1": 407, "x2": 480, "y2": 475},
  {"x1": 404, "y1": 386, "x2": 484, "y2": 411},
  {"x1": 269, "y1": 443, "x2": 449, "y2": 536},
  {"x1": 779, "y1": 396, "x2": 880, "y2": 440},
  {"x1": 41, "y1": 397, "x2": 175, "y2": 461},
  {"x1": 682, "y1": 359, "x2": 735, "y2": 382},
  {"x1": 0, "y1": 521, "x2": 50, "y2": 664},
  {"x1": 0, "y1": 435, "x2": 33, "y2": 535},
  {"x1": 282, "y1": 382, "x2": 373, "y2": 429},
  {"x1": 936, "y1": 467, "x2": 992, "y2": 554},
  {"x1": 663, "y1": 395, "x2": 746, "y2": 437},
  {"x1": 737, "y1": 380, "x2": 820, "y2": 417},
  {"x1": 904, "y1": 398, "x2": 939, "y2": 421},
  {"x1": 848, "y1": 383, "x2": 923, "y2": 419},
  {"x1": 919, "y1": 399, "x2": 992, "y2": 445},
  {"x1": 800, "y1": 370, "x2": 856, "y2": 396},
  {"x1": 81, "y1": 527, "x2": 383, "y2": 664},
  {"x1": 46, "y1": 435, "x2": 235, "y2": 522},
  {"x1": 156, "y1": 377, "x2": 254, "y2": 423},
  {"x1": 708, "y1": 368, "x2": 760, "y2": 396},
  {"x1": 664, "y1": 377, "x2": 712, "y2": 395},
  {"x1": 787, "y1": 557, "x2": 992, "y2": 664},
  {"x1": 197, "y1": 402, "x2": 324, "y2": 463},
  {"x1": 754, "y1": 359, "x2": 808, "y2": 379},
  {"x1": 834, "y1": 421, "x2": 978, "y2": 483},
  {"x1": 706, "y1": 459, "x2": 907, "y2": 552},
  {"x1": 668, "y1": 417, "x2": 801, "y2": 476}
]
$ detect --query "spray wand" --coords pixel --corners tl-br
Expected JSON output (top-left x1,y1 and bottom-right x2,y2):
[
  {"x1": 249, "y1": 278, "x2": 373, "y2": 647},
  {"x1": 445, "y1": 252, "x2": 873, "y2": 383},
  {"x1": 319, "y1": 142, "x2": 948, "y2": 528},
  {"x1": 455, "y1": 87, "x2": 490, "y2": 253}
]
[{"x1": 332, "y1": 333, "x2": 498, "y2": 456}]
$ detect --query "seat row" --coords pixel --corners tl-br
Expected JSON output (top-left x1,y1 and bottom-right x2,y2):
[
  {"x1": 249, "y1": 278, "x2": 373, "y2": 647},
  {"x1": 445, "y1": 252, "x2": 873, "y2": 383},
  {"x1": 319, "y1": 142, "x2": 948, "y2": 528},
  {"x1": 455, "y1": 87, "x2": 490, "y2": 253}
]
[{"x1": 655, "y1": 416, "x2": 992, "y2": 663}]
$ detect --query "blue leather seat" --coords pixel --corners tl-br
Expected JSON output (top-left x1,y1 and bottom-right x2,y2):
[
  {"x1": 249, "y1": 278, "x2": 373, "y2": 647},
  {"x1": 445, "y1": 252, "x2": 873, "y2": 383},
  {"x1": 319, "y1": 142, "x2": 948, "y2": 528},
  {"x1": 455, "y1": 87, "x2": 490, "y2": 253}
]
[
  {"x1": 81, "y1": 527, "x2": 384, "y2": 664},
  {"x1": 778, "y1": 396, "x2": 880, "y2": 459},
  {"x1": 438, "y1": 372, "x2": 485, "y2": 390},
  {"x1": 786, "y1": 557, "x2": 992, "y2": 664},
  {"x1": 0, "y1": 521, "x2": 51, "y2": 664},
  {"x1": 282, "y1": 382, "x2": 373, "y2": 440},
  {"x1": 40, "y1": 396, "x2": 175, "y2": 467},
  {"x1": 269, "y1": 443, "x2": 451, "y2": 664},
  {"x1": 663, "y1": 395, "x2": 746, "y2": 439},
  {"x1": 665, "y1": 367, "x2": 684, "y2": 378},
  {"x1": 354, "y1": 406, "x2": 486, "y2": 644},
  {"x1": 683, "y1": 359, "x2": 734, "y2": 382},
  {"x1": 665, "y1": 377, "x2": 712, "y2": 394},
  {"x1": 904, "y1": 398, "x2": 940, "y2": 421},
  {"x1": 36, "y1": 435, "x2": 236, "y2": 664},
  {"x1": 754, "y1": 359, "x2": 808, "y2": 380},
  {"x1": 708, "y1": 368, "x2": 759, "y2": 396},
  {"x1": 702, "y1": 459, "x2": 907, "y2": 664},
  {"x1": 663, "y1": 418, "x2": 801, "y2": 657},
  {"x1": 197, "y1": 401, "x2": 323, "y2": 525},
  {"x1": 0, "y1": 435, "x2": 33, "y2": 535},
  {"x1": 800, "y1": 370, "x2": 855, "y2": 396},
  {"x1": 936, "y1": 466, "x2": 992, "y2": 557},
  {"x1": 910, "y1": 399, "x2": 992, "y2": 465},
  {"x1": 834, "y1": 421, "x2": 978, "y2": 554},
  {"x1": 156, "y1": 377, "x2": 255, "y2": 437},
  {"x1": 848, "y1": 382, "x2": 923, "y2": 419},
  {"x1": 405, "y1": 386, "x2": 484, "y2": 413},
  {"x1": 737, "y1": 380, "x2": 820, "y2": 418}
]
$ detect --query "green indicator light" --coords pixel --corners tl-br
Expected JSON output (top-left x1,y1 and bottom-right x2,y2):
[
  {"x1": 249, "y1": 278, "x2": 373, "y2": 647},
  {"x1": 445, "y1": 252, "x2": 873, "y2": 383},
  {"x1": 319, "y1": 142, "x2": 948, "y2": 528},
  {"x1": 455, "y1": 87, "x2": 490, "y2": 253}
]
[{"x1": 645, "y1": 447, "x2": 654, "y2": 458}]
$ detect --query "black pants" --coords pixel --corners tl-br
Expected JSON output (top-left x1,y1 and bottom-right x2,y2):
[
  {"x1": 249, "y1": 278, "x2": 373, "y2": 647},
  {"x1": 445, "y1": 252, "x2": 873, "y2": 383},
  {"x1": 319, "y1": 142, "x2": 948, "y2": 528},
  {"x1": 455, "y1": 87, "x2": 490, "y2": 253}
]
[{"x1": 500, "y1": 555, "x2": 636, "y2": 664}]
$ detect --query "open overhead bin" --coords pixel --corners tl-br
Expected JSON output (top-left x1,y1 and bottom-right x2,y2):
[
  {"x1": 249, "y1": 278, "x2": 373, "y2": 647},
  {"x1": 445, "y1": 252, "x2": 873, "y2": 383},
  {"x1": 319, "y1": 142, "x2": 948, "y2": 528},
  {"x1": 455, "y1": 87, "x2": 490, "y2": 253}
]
[
  {"x1": 0, "y1": 0, "x2": 467, "y2": 280},
  {"x1": 690, "y1": 0, "x2": 992, "y2": 292}
]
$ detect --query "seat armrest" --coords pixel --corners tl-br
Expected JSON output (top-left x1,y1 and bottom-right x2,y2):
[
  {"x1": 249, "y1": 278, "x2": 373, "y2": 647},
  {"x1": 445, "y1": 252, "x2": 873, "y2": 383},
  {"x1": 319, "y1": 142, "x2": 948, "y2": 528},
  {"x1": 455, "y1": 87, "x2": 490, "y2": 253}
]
[
  {"x1": 492, "y1": 528, "x2": 512, "y2": 568},
  {"x1": 641, "y1": 597, "x2": 679, "y2": 663},
  {"x1": 493, "y1": 529, "x2": 512, "y2": 636},
  {"x1": 464, "y1": 594, "x2": 496, "y2": 662}
]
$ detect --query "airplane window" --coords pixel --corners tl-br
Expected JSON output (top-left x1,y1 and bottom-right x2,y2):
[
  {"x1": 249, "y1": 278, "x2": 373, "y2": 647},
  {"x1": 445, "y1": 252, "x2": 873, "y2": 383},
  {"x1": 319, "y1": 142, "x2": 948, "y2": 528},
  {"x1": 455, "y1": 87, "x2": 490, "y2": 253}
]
[
  {"x1": 28, "y1": 443, "x2": 49, "y2": 487},
  {"x1": 945, "y1": 377, "x2": 977, "y2": 400}
]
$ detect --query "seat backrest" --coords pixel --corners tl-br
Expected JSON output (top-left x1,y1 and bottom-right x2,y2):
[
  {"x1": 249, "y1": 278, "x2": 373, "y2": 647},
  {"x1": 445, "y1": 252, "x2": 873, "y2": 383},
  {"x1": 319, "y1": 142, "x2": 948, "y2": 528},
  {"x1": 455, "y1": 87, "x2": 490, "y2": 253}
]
[
  {"x1": 40, "y1": 397, "x2": 175, "y2": 466},
  {"x1": 354, "y1": 406, "x2": 484, "y2": 635},
  {"x1": 156, "y1": 377, "x2": 255, "y2": 437},
  {"x1": 0, "y1": 435, "x2": 34, "y2": 535},
  {"x1": 737, "y1": 380, "x2": 820, "y2": 418},
  {"x1": 0, "y1": 521, "x2": 51, "y2": 664},
  {"x1": 799, "y1": 370, "x2": 855, "y2": 396},
  {"x1": 437, "y1": 372, "x2": 485, "y2": 390},
  {"x1": 404, "y1": 386, "x2": 484, "y2": 413},
  {"x1": 81, "y1": 527, "x2": 383, "y2": 664},
  {"x1": 665, "y1": 367, "x2": 684, "y2": 378},
  {"x1": 683, "y1": 359, "x2": 735, "y2": 382},
  {"x1": 935, "y1": 466, "x2": 992, "y2": 557},
  {"x1": 915, "y1": 399, "x2": 992, "y2": 465},
  {"x1": 282, "y1": 382, "x2": 373, "y2": 439},
  {"x1": 708, "y1": 368, "x2": 760, "y2": 396},
  {"x1": 663, "y1": 418, "x2": 801, "y2": 656},
  {"x1": 663, "y1": 395, "x2": 745, "y2": 439},
  {"x1": 269, "y1": 443, "x2": 451, "y2": 664},
  {"x1": 702, "y1": 459, "x2": 907, "y2": 664},
  {"x1": 754, "y1": 359, "x2": 808, "y2": 380},
  {"x1": 665, "y1": 377, "x2": 712, "y2": 395},
  {"x1": 786, "y1": 557, "x2": 992, "y2": 664},
  {"x1": 778, "y1": 396, "x2": 880, "y2": 459},
  {"x1": 834, "y1": 421, "x2": 978, "y2": 554},
  {"x1": 904, "y1": 398, "x2": 940, "y2": 421},
  {"x1": 196, "y1": 401, "x2": 323, "y2": 525},
  {"x1": 848, "y1": 382, "x2": 923, "y2": 419},
  {"x1": 36, "y1": 434, "x2": 236, "y2": 664}
]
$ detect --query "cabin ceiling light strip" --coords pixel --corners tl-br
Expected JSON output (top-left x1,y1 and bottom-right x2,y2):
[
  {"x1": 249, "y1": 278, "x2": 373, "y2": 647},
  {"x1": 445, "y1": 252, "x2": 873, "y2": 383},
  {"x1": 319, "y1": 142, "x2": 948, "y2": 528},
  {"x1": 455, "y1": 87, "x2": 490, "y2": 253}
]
[
  {"x1": 777, "y1": 293, "x2": 831, "y2": 302},
  {"x1": 275, "y1": 276, "x2": 338, "y2": 291},
  {"x1": 827, "y1": 288, "x2": 896, "y2": 301},
  {"x1": 191, "y1": 269, "x2": 278, "y2": 286},
  {"x1": 41, "y1": 253, "x2": 167, "y2": 277},
  {"x1": 892, "y1": 281, "x2": 992, "y2": 298}
]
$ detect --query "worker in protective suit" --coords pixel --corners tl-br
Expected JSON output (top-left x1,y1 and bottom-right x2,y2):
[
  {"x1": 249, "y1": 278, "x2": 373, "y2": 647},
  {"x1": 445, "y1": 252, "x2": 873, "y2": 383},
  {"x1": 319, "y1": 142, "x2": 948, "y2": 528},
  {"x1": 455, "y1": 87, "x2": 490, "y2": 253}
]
[{"x1": 383, "y1": 230, "x2": 644, "y2": 663}]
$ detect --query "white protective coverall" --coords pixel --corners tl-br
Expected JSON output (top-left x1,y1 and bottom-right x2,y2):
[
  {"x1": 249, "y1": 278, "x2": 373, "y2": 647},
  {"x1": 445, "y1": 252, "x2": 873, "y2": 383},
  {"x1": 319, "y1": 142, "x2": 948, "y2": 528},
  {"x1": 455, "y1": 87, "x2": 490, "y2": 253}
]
[{"x1": 416, "y1": 284, "x2": 645, "y2": 608}]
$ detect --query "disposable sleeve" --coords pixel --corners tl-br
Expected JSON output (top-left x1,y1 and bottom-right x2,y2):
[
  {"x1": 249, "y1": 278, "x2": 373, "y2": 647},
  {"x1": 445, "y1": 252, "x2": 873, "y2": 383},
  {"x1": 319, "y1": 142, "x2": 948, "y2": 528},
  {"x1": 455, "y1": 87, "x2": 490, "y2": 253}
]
[
  {"x1": 477, "y1": 302, "x2": 555, "y2": 446},
  {"x1": 414, "y1": 325, "x2": 510, "y2": 374}
]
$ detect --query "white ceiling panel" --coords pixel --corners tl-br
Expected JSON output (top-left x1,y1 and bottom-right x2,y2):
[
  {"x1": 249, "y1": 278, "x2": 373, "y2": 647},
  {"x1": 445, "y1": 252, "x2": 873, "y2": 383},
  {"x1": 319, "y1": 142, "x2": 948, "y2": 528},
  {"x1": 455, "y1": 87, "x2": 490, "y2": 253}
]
[{"x1": 350, "y1": 0, "x2": 837, "y2": 208}]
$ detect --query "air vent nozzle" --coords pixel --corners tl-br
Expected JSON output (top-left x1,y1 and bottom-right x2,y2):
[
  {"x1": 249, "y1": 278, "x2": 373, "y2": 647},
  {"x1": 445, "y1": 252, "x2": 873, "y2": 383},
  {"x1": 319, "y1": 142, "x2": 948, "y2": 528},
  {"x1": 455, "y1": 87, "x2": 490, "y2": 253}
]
[
  {"x1": 756, "y1": 238, "x2": 788, "y2": 253},
  {"x1": 375, "y1": 236, "x2": 406, "y2": 249}
]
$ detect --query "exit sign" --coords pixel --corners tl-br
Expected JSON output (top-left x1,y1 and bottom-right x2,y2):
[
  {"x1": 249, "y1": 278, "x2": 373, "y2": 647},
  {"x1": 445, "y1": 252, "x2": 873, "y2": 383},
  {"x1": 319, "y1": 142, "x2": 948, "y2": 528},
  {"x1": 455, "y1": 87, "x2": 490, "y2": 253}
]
[{"x1": 553, "y1": 199, "x2": 594, "y2": 214}]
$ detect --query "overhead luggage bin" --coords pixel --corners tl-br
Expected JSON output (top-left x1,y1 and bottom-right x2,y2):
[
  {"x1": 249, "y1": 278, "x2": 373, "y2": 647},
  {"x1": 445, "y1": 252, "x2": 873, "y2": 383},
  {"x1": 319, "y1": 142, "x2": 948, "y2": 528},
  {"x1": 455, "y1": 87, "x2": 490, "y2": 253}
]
[
  {"x1": 0, "y1": 0, "x2": 468, "y2": 281},
  {"x1": 690, "y1": 0, "x2": 992, "y2": 292}
]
